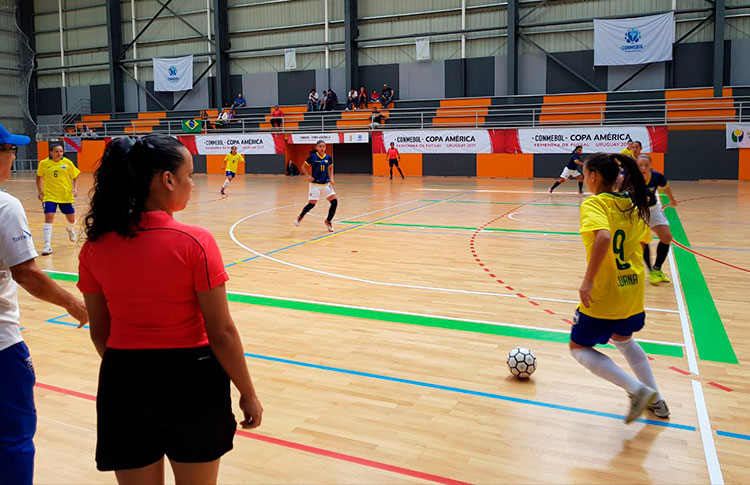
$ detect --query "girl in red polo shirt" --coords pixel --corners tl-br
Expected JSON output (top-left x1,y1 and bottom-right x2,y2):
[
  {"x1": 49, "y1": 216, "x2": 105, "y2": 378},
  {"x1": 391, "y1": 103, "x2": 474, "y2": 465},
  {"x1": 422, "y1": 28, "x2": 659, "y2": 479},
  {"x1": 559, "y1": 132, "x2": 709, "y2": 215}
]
[{"x1": 77, "y1": 135, "x2": 262, "y2": 484}]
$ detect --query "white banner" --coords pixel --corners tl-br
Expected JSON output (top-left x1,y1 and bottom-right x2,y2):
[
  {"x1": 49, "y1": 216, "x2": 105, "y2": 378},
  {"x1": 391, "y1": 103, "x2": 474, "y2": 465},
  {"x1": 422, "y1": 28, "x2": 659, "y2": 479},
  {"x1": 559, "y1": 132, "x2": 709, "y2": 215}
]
[
  {"x1": 153, "y1": 55, "x2": 194, "y2": 92},
  {"x1": 194, "y1": 134, "x2": 277, "y2": 155},
  {"x1": 290, "y1": 133, "x2": 369, "y2": 144},
  {"x1": 384, "y1": 130, "x2": 491, "y2": 154},
  {"x1": 416, "y1": 37, "x2": 430, "y2": 61},
  {"x1": 516, "y1": 127, "x2": 653, "y2": 153},
  {"x1": 726, "y1": 124, "x2": 750, "y2": 148},
  {"x1": 594, "y1": 12, "x2": 674, "y2": 66},
  {"x1": 284, "y1": 49, "x2": 297, "y2": 70},
  {"x1": 343, "y1": 132, "x2": 369, "y2": 144}
]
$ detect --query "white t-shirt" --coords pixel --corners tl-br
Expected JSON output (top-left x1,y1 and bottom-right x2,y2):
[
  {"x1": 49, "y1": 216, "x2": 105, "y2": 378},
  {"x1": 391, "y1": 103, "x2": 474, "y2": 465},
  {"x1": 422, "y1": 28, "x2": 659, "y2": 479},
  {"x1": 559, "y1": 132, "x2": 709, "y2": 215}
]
[{"x1": 0, "y1": 191, "x2": 38, "y2": 351}]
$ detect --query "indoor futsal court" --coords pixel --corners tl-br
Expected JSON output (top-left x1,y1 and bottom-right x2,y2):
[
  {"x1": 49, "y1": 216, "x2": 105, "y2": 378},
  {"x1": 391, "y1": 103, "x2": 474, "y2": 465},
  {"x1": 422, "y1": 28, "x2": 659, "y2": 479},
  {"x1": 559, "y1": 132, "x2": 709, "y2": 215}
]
[
  {"x1": 5, "y1": 1, "x2": 750, "y2": 484},
  {"x1": 6, "y1": 173, "x2": 750, "y2": 483}
]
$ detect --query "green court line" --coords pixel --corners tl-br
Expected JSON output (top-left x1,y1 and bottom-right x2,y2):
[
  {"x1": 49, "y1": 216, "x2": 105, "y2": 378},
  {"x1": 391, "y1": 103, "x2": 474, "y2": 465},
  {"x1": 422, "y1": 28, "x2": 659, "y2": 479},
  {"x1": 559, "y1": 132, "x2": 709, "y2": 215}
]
[
  {"x1": 42, "y1": 270, "x2": 682, "y2": 358},
  {"x1": 661, "y1": 195, "x2": 738, "y2": 364},
  {"x1": 421, "y1": 199, "x2": 581, "y2": 207},
  {"x1": 339, "y1": 221, "x2": 580, "y2": 236}
]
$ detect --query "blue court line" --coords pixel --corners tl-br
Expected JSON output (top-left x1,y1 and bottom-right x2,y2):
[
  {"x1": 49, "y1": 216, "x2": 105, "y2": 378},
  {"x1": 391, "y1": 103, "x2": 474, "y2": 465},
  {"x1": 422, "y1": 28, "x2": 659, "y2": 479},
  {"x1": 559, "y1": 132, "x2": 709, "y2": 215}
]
[
  {"x1": 716, "y1": 430, "x2": 750, "y2": 441},
  {"x1": 360, "y1": 227, "x2": 581, "y2": 244}
]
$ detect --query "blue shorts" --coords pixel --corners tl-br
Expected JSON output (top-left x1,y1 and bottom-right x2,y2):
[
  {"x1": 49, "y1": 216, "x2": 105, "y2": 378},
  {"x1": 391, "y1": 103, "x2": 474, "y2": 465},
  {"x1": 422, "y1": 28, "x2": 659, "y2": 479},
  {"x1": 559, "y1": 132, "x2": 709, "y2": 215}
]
[
  {"x1": 0, "y1": 341, "x2": 37, "y2": 485},
  {"x1": 570, "y1": 310, "x2": 646, "y2": 347},
  {"x1": 43, "y1": 202, "x2": 75, "y2": 215},
  {"x1": 225, "y1": 171, "x2": 236, "y2": 178}
]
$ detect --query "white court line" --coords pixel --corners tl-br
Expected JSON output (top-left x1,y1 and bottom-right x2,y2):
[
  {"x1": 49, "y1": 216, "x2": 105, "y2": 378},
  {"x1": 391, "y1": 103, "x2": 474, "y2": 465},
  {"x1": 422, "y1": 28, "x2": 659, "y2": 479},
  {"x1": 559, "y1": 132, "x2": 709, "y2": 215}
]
[
  {"x1": 419, "y1": 188, "x2": 583, "y2": 194},
  {"x1": 508, "y1": 208, "x2": 579, "y2": 228},
  {"x1": 231, "y1": 290, "x2": 684, "y2": 347},
  {"x1": 229, "y1": 204, "x2": 680, "y2": 315},
  {"x1": 668, "y1": 250, "x2": 724, "y2": 484}
]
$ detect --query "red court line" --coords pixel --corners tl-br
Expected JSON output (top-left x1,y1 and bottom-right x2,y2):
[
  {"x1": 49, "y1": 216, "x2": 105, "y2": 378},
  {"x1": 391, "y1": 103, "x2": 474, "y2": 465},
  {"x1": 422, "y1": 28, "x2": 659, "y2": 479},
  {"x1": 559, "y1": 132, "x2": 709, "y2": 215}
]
[
  {"x1": 672, "y1": 240, "x2": 750, "y2": 273},
  {"x1": 707, "y1": 382, "x2": 733, "y2": 392},
  {"x1": 34, "y1": 382, "x2": 471, "y2": 485},
  {"x1": 668, "y1": 366, "x2": 692, "y2": 376}
]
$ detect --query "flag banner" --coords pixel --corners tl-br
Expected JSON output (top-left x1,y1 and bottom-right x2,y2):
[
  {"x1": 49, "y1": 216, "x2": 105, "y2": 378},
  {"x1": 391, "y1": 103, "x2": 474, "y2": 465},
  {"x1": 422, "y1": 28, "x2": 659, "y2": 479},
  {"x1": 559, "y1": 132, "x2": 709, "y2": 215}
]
[
  {"x1": 153, "y1": 55, "x2": 194, "y2": 91},
  {"x1": 63, "y1": 137, "x2": 82, "y2": 153},
  {"x1": 181, "y1": 119, "x2": 203, "y2": 133},
  {"x1": 594, "y1": 12, "x2": 674, "y2": 66},
  {"x1": 509, "y1": 126, "x2": 668, "y2": 154},
  {"x1": 194, "y1": 134, "x2": 279, "y2": 155},
  {"x1": 382, "y1": 130, "x2": 492, "y2": 154},
  {"x1": 284, "y1": 49, "x2": 297, "y2": 70},
  {"x1": 726, "y1": 123, "x2": 750, "y2": 148},
  {"x1": 416, "y1": 37, "x2": 430, "y2": 61}
]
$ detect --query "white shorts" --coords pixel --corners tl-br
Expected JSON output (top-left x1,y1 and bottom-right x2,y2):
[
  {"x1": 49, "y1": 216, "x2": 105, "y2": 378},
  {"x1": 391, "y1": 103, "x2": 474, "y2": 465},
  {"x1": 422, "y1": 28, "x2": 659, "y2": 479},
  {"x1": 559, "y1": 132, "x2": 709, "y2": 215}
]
[
  {"x1": 559, "y1": 167, "x2": 581, "y2": 179},
  {"x1": 308, "y1": 183, "x2": 335, "y2": 201},
  {"x1": 649, "y1": 204, "x2": 669, "y2": 228}
]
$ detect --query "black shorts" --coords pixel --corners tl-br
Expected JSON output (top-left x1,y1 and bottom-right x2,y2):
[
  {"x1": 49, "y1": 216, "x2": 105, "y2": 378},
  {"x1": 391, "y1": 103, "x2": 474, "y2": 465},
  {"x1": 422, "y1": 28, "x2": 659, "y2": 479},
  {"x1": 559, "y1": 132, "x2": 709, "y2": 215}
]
[
  {"x1": 388, "y1": 158, "x2": 399, "y2": 167},
  {"x1": 96, "y1": 346, "x2": 236, "y2": 471}
]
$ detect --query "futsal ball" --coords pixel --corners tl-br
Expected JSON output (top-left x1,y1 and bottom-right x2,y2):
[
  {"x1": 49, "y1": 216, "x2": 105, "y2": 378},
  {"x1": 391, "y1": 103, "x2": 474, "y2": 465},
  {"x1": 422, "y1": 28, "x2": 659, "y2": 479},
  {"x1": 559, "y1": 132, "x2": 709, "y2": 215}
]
[{"x1": 507, "y1": 347, "x2": 537, "y2": 379}]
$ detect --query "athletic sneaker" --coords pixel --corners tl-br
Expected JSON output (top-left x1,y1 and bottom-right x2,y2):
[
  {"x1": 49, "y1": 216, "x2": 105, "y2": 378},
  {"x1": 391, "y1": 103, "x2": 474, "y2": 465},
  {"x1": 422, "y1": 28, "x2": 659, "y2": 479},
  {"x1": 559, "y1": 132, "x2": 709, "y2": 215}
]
[
  {"x1": 626, "y1": 385, "x2": 657, "y2": 424},
  {"x1": 294, "y1": 216, "x2": 302, "y2": 227},
  {"x1": 578, "y1": 191, "x2": 584, "y2": 195},
  {"x1": 649, "y1": 399, "x2": 670, "y2": 419},
  {"x1": 324, "y1": 220, "x2": 334, "y2": 232},
  {"x1": 548, "y1": 187, "x2": 553, "y2": 194},
  {"x1": 66, "y1": 227, "x2": 77, "y2": 242},
  {"x1": 220, "y1": 187, "x2": 225, "y2": 195},
  {"x1": 652, "y1": 269, "x2": 671, "y2": 284},
  {"x1": 42, "y1": 246, "x2": 53, "y2": 256}
]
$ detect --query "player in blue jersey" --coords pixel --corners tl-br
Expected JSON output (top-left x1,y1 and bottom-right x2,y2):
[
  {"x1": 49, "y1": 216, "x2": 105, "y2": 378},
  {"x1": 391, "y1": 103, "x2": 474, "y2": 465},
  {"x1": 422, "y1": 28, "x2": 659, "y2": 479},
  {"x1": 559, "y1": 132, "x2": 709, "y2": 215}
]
[
  {"x1": 549, "y1": 146, "x2": 584, "y2": 194},
  {"x1": 637, "y1": 154, "x2": 678, "y2": 285},
  {"x1": 294, "y1": 141, "x2": 338, "y2": 232}
]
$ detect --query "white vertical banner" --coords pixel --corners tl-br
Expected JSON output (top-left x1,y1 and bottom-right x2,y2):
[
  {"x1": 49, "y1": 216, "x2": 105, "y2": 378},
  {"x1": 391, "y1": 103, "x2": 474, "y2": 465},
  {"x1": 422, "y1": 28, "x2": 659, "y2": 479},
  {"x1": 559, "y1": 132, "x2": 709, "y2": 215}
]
[
  {"x1": 153, "y1": 55, "x2": 194, "y2": 92},
  {"x1": 416, "y1": 37, "x2": 430, "y2": 61},
  {"x1": 284, "y1": 48, "x2": 297, "y2": 70},
  {"x1": 593, "y1": 12, "x2": 674, "y2": 66}
]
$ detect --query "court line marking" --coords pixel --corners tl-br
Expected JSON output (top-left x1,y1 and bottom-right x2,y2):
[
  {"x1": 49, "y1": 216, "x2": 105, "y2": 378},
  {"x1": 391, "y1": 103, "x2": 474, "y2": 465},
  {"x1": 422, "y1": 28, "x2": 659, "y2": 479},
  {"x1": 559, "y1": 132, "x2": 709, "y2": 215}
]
[
  {"x1": 35, "y1": 316, "x2": 750, "y2": 441},
  {"x1": 338, "y1": 221, "x2": 580, "y2": 236},
  {"x1": 669, "y1": 249, "x2": 724, "y2": 484},
  {"x1": 420, "y1": 199, "x2": 582, "y2": 207},
  {"x1": 33, "y1": 383, "x2": 470, "y2": 485}
]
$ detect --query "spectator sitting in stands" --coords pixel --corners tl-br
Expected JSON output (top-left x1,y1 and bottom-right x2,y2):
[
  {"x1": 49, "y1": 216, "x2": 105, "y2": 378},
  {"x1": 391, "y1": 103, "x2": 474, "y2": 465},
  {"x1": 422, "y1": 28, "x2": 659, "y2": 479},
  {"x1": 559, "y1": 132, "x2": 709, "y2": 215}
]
[
  {"x1": 381, "y1": 84, "x2": 394, "y2": 108},
  {"x1": 346, "y1": 88, "x2": 358, "y2": 111},
  {"x1": 286, "y1": 159, "x2": 300, "y2": 176},
  {"x1": 357, "y1": 86, "x2": 368, "y2": 109},
  {"x1": 216, "y1": 109, "x2": 230, "y2": 129},
  {"x1": 370, "y1": 107, "x2": 385, "y2": 128},
  {"x1": 233, "y1": 92, "x2": 246, "y2": 108},
  {"x1": 325, "y1": 89, "x2": 338, "y2": 111},
  {"x1": 270, "y1": 105, "x2": 284, "y2": 128},
  {"x1": 370, "y1": 89, "x2": 380, "y2": 106},
  {"x1": 84, "y1": 126, "x2": 97, "y2": 138},
  {"x1": 80, "y1": 124, "x2": 89, "y2": 136},
  {"x1": 319, "y1": 90, "x2": 328, "y2": 111},
  {"x1": 307, "y1": 89, "x2": 319, "y2": 111}
]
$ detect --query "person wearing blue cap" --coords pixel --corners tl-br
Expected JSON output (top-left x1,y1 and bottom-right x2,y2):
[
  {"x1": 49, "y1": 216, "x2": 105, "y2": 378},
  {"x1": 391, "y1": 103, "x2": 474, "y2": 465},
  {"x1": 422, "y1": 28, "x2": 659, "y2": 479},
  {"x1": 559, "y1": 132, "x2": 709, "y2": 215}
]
[{"x1": 0, "y1": 123, "x2": 88, "y2": 485}]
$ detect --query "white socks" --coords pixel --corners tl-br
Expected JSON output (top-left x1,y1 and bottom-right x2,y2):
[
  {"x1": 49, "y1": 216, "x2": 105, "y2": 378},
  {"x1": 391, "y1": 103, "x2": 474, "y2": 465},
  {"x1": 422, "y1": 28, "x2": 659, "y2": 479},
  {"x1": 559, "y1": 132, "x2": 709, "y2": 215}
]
[
  {"x1": 570, "y1": 347, "x2": 643, "y2": 395},
  {"x1": 222, "y1": 179, "x2": 230, "y2": 189},
  {"x1": 43, "y1": 223, "x2": 53, "y2": 248},
  {"x1": 613, "y1": 338, "x2": 663, "y2": 401}
]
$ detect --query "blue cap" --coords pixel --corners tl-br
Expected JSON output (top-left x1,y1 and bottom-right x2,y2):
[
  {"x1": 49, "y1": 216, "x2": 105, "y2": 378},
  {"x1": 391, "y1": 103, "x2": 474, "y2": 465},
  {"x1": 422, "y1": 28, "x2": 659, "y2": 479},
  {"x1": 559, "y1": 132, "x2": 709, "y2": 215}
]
[{"x1": 0, "y1": 123, "x2": 31, "y2": 146}]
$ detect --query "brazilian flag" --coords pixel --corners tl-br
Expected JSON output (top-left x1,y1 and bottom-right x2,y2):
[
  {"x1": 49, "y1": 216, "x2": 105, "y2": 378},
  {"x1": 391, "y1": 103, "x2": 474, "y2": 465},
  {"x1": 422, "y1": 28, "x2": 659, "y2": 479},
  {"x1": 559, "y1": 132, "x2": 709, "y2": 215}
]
[{"x1": 182, "y1": 119, "x2": 203, "y2": 133}]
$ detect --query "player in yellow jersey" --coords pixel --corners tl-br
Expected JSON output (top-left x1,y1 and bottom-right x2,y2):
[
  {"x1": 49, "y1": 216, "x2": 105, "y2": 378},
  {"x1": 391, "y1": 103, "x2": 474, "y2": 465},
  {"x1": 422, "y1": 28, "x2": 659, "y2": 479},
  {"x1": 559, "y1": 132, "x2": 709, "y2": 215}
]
[
  {"x1": 36, "y1": 142, "x2": 81, "y2": 255},
  {"x1": 620, "y1": 140, "x2": 634, "y2": 158},
  {"x1": 570, "y1": 152, "x2": 669, "y2": 423},
  {"x1": 220, "y1": 146, "x2": 244, "y2": 195}
]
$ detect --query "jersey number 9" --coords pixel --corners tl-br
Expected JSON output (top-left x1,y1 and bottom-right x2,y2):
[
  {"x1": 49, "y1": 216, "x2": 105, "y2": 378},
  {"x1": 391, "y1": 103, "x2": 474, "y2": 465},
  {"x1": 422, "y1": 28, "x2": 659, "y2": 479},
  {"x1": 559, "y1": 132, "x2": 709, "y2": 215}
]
[{"x1": 613, "y1": 230, "x2": 631, "y2": 271}]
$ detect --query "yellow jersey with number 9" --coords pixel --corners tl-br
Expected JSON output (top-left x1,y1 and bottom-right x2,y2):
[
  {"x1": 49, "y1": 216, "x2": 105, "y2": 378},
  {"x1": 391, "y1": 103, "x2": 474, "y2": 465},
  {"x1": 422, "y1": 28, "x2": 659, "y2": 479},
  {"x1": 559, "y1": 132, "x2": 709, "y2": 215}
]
[
  {"x1": 36, "y1": 157, "x2": 81, "y2": 203},
  {"x1": 578, "y1": 192, "x2": 651, "y2": 319},
  {"x1": 224, "y1": 153, "x2": 244, "y2": 173}
]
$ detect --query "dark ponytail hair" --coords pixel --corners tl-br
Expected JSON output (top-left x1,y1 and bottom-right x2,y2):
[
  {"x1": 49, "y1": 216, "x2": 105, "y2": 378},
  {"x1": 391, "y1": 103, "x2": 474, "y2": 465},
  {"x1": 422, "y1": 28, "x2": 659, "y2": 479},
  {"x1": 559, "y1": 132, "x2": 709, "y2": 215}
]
[
  {"x1": 49, "y1": 142, "x2": 64, "y2": 155},
  {"x1": 84, "y1": 134, "x2": 187, "y2": 241},
  {"x1": 572, "y1": 145, "x2": 582, "y2": 154},
  {"x1": 584, "y1": 152, "x2": 650, "y2": 224}
]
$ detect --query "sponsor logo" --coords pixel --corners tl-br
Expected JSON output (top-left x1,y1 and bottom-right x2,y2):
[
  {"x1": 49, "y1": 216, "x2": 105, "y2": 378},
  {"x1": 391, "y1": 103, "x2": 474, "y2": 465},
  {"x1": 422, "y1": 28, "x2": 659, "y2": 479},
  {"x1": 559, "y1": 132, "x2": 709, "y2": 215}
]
[
  {"x1": 731, "y1": 129, "x2": 744, "y2": 143},
  {"x1": 621, "y1": 28, "x2": 645, "y2": 52},
  {"x1": 12, "y1": 230, "x2": 32, "y2": 243},
  {"x1": 167, "y1": 65, "x2": 180, "y2": 82}
]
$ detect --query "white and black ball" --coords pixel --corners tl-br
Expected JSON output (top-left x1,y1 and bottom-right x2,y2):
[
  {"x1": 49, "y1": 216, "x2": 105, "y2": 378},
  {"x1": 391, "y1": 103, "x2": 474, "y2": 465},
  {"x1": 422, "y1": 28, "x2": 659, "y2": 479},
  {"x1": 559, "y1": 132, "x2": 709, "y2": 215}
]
[{"x1": 507, "y1": 347, "x2": 537, "y2": 379}]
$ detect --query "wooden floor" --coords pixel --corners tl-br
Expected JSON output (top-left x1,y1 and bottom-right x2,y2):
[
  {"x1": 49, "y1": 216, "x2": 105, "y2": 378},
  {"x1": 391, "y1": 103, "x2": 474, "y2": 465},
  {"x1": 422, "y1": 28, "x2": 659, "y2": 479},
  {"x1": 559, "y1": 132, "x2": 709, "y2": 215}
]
[{"x1": 5, "y1": 173, "x2": 750, "y2": 484}]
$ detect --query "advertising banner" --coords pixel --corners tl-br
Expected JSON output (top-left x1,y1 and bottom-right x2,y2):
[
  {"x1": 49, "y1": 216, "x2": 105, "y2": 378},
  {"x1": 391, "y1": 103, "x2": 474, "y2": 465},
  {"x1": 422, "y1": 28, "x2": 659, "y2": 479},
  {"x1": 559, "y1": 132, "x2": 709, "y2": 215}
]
[
  {"x1": 510, "y1": 126, "x2": 667, "y2": 154},
  {"x1": 193, "y1": 134, "x2": 278, "y2": 155},
  {"x1": 416, "y1": 37, "x2": 430, "y2": 61},
  {"x1": 594, "y1": 12, "x2": 674, "y2": 66},
  {"x1": 290, "y1": 132, "x2": 369, "y2": 144},
  {"x1": 284, "y1": 49, "x2": 297, "y2": 70},
  {"x1": 726, "y1": 123, "x2": 750, "y2": 148},
  {"x1": 382, "y1": 130, "x2": 493, "y2": 153},
  {"x1": 153, "y1": 55, "x2": 194, "y2": 92}
]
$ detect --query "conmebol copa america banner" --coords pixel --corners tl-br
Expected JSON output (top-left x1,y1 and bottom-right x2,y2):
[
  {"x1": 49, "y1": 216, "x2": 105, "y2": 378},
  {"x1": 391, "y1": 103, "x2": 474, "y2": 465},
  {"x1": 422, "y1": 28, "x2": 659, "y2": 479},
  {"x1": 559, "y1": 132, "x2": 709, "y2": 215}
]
[
  {"x1": 153, "y1": 55, "x2": 194, "y2": 92},
  {"x1": 508, "y1": 126, "x2": 667, "y2": 154},
  {"x1": 594, "y1": 12, "x2": 674, "y2": 66}
]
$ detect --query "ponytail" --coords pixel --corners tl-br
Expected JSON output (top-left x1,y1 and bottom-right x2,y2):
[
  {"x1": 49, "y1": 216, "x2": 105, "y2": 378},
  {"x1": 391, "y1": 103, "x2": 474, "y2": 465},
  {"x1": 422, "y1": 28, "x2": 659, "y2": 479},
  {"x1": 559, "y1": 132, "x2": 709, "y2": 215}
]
[
  {"x1": 84, "y1": 134, "x2": 187, "y2": 241},
  {"x1": 584, "y1": 152, "x2": 650, "y2": 224}
]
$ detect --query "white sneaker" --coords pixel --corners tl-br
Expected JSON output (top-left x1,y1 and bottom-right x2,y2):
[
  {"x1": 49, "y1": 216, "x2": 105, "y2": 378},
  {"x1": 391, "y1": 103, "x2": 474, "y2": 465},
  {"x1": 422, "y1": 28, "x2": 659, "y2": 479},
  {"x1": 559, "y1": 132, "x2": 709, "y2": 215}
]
[
  {"x1": 324, "y1": 220, "x2": 334, "y2": 232},
  {"x1": 67, "y1": 227, "x2": 77, "y2": 242},
  {"x1": 294, "y1": 216, "x2": 301, "y2": 227},
  {"x1": 626, "y1": 386, "x2": 657, "y2": 424},
  {"x1": 42, "y1": 246, "x2": 53, "y2": 256}
]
